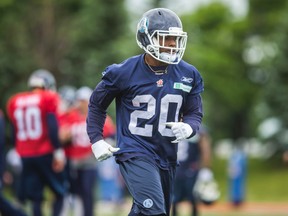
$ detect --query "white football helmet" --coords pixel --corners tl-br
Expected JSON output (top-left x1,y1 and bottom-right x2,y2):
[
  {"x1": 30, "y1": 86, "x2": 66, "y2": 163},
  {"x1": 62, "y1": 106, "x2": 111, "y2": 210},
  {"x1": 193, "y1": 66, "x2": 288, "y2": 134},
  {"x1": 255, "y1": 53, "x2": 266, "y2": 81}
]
[
  {"x1": 76, "y1": 86, "x2": 92, "y2": 101},
  {"x1": 136, "y1": 8, "x2": 187, "y2": 64},
  {"x1": 28, "y1": 69, "x2": 56, "y2": 91},
  {"x1": 193, "y1": 169, "x2": 221, "y2": 205}
]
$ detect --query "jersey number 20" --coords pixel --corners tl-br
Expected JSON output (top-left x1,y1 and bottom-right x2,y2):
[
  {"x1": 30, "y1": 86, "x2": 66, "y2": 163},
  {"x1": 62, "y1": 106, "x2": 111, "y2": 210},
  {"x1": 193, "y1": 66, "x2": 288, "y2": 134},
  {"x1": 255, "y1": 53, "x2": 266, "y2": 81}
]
[{"x1": 129, "y1": 94, "x2": 182, "y2": 137}]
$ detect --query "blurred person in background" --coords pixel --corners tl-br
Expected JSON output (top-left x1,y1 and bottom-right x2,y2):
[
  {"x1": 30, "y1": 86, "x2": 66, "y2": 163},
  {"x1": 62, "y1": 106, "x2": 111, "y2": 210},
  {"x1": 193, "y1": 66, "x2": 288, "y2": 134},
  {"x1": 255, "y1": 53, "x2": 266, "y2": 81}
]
[
  {"x1": 59, "y1": 86, "x2": 117, "y2": 216},
  {"x1": 87, "y1": 8, "x2": 204, "y2": 216},
  {"x1": 172, "y1": 126, "x2": 219, "y2": 216},
  {"x1": 228, "y1": 143, "x2": 247, "y2": 207},
  {"x1": 58, "y1": 85, "x2": 77, "y2": 116},
  {"x1": 59, "y1": 86, "x2": 95, "y2": 216},
  {"x1": 6, "y1": 69, "x2": 67, "y2": 216},
  {"x1": 57, "y1": 85, "x2": 84, "y2": 216},
  {"x1": 0, "y1": 109, "x2": 28, "y2": 216}
]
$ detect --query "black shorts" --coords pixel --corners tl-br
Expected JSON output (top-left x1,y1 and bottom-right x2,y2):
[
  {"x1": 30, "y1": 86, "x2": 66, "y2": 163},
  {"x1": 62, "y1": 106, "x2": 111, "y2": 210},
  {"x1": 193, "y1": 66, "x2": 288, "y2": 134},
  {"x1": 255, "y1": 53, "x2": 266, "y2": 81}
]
[{"x1": 119, "y1": 157, "x2": 176, "y2": 216}]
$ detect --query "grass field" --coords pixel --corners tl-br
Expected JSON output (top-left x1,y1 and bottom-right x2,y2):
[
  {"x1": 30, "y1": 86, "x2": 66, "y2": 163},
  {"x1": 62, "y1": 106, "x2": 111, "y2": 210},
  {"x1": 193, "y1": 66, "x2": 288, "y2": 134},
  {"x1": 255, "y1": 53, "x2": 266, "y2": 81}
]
[
  {"x1": 94, "y1": 200, "x2": 288, "y2": 216},
  {"x1": 212, "y1": 156, "x2": 288, "y2": 202},
  {"x1": 3, "y1": 156, "x2": 288, "y2": 215},
  {"x1": 22, "y1": 200, "x2": 288, "y2": 216},
  {"x1": 96, "y1": 156, "x2": 288, "y2": 216}
]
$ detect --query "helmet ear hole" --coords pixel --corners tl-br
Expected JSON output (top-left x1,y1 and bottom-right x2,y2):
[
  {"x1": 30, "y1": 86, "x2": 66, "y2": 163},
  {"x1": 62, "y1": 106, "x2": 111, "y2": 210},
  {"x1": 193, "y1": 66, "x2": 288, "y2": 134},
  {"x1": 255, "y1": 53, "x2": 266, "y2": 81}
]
[{"x1": 138, "y1": 31, "x2": 150, "y2": 48}]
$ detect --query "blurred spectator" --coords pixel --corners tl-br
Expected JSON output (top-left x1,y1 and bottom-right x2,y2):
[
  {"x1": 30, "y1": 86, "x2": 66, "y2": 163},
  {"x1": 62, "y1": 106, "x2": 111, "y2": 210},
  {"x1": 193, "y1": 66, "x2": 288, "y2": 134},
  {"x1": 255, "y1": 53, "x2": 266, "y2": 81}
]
[
  {"x1": 6, "y1": 69, "x2": 67, "y2": 216},
  {"x1": 228, "y1": 143, "x2": 247, "y2": 207}
]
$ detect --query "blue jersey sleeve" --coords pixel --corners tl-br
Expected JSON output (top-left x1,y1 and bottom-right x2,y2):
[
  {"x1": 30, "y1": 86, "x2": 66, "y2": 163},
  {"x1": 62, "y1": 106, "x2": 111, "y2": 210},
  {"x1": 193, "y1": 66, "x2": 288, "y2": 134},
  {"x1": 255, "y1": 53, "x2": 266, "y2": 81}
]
[
  {"x1": 87, "y1": 83, "x2": 109, "y2": 144},
  {"x1": 178, "y1": 61, "x2": 204, "y2": 136},
  {"x1": 87, "y1": 66, "x2": 121, "y2": 144},
  {"x1": 46, "y1": 113, "x2": 61, "y2": 149},
  {"x1": 87, "y1": 60, "x2": 133, "y2": 144},
  {"x1": 182, "y1": 94, "x2": 203, "y2": 137}
]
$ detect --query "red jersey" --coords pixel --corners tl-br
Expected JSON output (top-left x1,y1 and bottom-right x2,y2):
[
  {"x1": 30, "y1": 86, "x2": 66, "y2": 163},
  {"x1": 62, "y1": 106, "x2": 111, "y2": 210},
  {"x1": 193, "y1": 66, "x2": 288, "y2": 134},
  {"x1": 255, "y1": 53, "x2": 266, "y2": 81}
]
[
  {"x1": 59, "y1": 110, "x2": 116, "y2": 160},
  {"x1": 103, "y1": 115, "x2": 116, "y2": 138},
  {"x1": 7, "y1": 89, "x2": 60, "y2": 157}
]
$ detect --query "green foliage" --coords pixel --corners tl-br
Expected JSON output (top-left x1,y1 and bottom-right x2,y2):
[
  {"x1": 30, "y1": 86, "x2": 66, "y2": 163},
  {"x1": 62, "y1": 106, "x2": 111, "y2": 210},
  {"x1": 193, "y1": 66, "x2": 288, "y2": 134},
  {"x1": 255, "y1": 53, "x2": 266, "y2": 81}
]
[
  {"x1": 0, "y1": 0, "x2": 129, "y2": 112},
  {"x1": 180, "y1": 0, "x2": 288, "y2": 143},
  {"x1": 1, "y1": 0, "x2": 288, "y2": 148},
  {"x1": 181, "y1": 3, "x2": 261, "y2": 140}
]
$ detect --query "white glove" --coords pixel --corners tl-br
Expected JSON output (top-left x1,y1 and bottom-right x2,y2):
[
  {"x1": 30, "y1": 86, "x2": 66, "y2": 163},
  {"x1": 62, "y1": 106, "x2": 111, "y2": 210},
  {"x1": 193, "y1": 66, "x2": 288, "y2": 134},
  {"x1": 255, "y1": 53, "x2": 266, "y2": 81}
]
[
  {"x1": 165, "y1": 122, "x2": 193, "y2": 143},
  {"x1": 91, "y1": 139, "x2": 120, "y2": 161},
  {"x1": 53, "y1": 148, "x2": 66, "y2": 162}
]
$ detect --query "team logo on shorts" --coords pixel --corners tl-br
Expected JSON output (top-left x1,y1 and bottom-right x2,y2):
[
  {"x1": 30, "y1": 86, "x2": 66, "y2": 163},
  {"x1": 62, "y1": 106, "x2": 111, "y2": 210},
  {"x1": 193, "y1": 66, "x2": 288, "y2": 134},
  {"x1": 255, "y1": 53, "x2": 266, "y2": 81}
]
[{"x1": 143, "y1": 199, "x2": 153, "y2": 208}]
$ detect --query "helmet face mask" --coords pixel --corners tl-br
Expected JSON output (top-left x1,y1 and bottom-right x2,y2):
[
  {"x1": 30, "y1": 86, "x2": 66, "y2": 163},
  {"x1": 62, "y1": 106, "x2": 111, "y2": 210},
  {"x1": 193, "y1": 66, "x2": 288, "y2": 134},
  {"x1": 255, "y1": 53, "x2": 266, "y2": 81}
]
[{"x1": 136, "y1": 8, "x2": 187, "y2": 64}]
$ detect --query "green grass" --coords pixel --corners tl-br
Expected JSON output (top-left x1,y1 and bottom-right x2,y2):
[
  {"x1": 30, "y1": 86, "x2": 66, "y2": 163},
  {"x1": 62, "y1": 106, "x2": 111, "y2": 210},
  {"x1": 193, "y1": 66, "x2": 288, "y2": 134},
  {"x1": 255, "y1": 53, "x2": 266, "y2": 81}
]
[
  {"x1": 3, "y1": 156, "x2": 288, "y2": 215},
  {"x1": 212, "y1": 156, "x2": 288, "y2": 202}
]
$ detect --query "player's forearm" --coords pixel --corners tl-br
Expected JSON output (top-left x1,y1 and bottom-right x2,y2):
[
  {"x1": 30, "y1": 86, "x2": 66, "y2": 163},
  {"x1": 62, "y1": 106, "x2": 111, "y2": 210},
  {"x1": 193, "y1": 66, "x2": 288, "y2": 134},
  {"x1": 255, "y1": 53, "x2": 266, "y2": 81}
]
[
  {"x1": 87, "y1": 82, "x2": 115, "y2": 144},
  {"x1": 182, "y1": 95, "x2": 203, "y2": 137},
  {"x1": 87, "y1": 105, "x2": 106, "y2": 144}
]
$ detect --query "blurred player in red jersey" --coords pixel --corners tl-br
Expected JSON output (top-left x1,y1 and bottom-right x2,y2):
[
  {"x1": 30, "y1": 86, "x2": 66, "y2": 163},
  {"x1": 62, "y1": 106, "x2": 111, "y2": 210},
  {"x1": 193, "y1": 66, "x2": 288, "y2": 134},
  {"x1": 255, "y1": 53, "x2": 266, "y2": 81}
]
[
  {"x1": 6, "y1": 69, "x2": 67, "y2": 216},
  {"x1": 59, "y1": 86, "x2": 116, "y2": 216}
]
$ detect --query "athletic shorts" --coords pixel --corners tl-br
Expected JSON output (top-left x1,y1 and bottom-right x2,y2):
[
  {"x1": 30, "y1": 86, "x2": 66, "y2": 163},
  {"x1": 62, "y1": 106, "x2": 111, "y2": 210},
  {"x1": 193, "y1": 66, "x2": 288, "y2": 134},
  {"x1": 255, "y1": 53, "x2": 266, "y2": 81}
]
[{"x1": 119, "y1": 156, "x2": 176, "y2": 216}]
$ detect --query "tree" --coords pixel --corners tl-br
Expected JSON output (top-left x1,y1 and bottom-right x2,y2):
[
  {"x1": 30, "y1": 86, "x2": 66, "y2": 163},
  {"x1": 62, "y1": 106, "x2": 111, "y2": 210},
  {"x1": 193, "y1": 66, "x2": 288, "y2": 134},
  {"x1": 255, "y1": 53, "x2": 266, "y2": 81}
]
[
  {"x1": 0, "y1": 0, "x2": 129, "y2": 112},
  {"x1": 181, "y1": 3, "x2": 262, "y2": 140}
]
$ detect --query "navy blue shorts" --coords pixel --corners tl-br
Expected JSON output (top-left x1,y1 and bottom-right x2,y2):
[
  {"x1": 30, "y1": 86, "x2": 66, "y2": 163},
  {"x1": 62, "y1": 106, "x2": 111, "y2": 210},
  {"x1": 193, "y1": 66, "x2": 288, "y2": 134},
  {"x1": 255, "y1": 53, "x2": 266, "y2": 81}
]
[
  {"x1": 19, "y1": 154, "x2": 66, "y2": 202},
  {"x1": 119, "y1": 157, "x2": 176, "y2": 216}
]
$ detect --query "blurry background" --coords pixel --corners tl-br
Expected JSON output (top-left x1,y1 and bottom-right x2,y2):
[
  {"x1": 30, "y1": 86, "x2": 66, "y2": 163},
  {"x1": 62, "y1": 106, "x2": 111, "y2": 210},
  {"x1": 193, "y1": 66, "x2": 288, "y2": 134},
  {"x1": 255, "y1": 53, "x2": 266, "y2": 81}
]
[{"x1": 1, "y1": 0, "x2": 288, "y2": 215}]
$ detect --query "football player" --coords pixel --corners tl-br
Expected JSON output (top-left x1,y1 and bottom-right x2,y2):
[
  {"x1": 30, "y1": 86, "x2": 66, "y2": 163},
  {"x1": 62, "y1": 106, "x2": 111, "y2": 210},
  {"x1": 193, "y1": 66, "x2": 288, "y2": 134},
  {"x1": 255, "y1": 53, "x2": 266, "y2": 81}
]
[
  {"x1": 59, "y1": 86, "x2": 117, "y2": 216},
  {"x1": 87, "y1": 8, "x2": 204, "y2": 216},
  {"x1": 172, "y1": 127, "x2": 219, "y2": 216},
  {"x1": 6, "y1": 69, "x2": 66, "y2": 216}
]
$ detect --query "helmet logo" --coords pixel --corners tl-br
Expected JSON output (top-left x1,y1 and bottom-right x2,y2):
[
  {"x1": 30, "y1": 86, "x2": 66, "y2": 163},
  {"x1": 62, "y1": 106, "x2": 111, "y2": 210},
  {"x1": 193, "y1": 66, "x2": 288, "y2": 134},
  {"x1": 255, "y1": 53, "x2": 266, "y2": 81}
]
[
  {"x1": 143, "y1": 198, "x2": 153, "y2": 208},
  {"x1": 138, "y1": 17, "x2": 148, "y2": 33}
]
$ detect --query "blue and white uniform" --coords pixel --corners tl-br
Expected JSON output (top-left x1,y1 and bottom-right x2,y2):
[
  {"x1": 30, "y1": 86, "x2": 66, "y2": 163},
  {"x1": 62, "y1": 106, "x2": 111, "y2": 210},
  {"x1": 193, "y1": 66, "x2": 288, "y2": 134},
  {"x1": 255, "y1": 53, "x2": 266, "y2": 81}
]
[
  {"x1": 87, "y1": 54, "x2": 203, "y2": 166},
  {"x1": 87, "y1": 54, "x2": 204, "y2": 215}
]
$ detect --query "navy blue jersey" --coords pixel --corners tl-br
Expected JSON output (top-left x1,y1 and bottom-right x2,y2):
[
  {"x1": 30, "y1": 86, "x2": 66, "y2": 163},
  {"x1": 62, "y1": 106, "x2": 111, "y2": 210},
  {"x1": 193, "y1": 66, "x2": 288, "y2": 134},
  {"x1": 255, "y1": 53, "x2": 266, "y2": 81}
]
[
  {"x1": 87, "y1": 54, "x2": 204, "y2": 168},
  {"x1": 176, "y1": 135, "x2": 201, "y2": 178}
]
